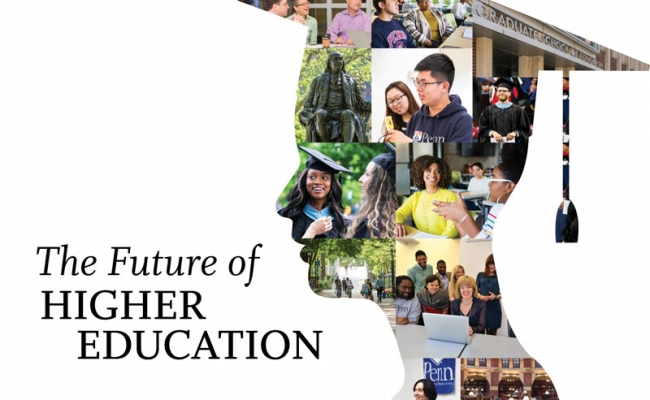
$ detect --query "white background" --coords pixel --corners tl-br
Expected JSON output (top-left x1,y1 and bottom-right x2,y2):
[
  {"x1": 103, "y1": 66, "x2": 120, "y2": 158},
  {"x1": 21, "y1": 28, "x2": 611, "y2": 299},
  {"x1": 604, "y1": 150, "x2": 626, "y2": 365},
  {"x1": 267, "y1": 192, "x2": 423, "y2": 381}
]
[{"x1": 0, "y1": 1, "x2": 649, "y2": 399}]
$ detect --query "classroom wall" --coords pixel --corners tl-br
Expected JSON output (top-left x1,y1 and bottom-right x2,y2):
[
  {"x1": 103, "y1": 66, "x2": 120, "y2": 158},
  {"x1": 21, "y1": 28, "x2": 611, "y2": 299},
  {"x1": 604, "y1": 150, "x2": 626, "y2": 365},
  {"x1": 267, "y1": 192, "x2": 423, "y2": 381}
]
[
  {"x1": 442, "y1": 144, "x2": 500, "y2": 175},
  {"x1": 396, "y1": 239, "x2": 461, "y2": 276},
  {"x1": 459, "y1": 239, "x2": 509, "y2": 337}
]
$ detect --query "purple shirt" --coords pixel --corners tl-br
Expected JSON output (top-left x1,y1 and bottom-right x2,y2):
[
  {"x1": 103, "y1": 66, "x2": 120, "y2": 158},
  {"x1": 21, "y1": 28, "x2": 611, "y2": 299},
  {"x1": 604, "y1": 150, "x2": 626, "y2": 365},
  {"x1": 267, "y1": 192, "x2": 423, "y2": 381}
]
[{"x1": 326, "y1": 9, "x2": 372, "y2": 43}]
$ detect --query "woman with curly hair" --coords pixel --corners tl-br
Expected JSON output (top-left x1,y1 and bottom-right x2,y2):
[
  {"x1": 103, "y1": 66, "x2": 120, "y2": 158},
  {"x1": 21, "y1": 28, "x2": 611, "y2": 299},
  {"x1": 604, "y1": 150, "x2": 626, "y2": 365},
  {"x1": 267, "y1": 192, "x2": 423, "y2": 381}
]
[
  {"x1": 346, "y1": 146, "x2": 398, "y2": 238},
  {"x1": 278, "y1": 146, "x2": 350, "y2": 239},
  {"x1": 434, "y1": 144, "x2": 527, "y2": 238},
  {"x1": 395, "y1": 155, "x2": 459, "y2": 237}
]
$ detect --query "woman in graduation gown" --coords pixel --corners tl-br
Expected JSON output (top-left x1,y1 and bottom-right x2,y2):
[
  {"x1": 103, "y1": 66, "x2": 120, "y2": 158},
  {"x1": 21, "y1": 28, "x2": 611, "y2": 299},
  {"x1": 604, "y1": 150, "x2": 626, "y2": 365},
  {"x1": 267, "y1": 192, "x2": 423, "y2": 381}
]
[
  {"x1": 278, "y1": 146, "x2": 350, "y2": 239},
  {"x1": 346, "y1": 144, "x2": 398, "y2": 238}
]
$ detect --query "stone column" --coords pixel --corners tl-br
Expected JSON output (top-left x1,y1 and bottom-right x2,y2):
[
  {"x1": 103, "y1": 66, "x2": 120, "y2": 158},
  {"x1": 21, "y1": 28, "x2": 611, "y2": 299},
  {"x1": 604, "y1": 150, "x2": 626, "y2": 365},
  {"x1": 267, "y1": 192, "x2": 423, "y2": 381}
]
[
  {"x1": 475, "y1": 36, "x2": 493, "y2": 77},
  {"x1": 555, "y1": 67, "x2": 573, "y2": 77},
  {"x1": 518, "y1": 55, "x2": 544, "y2": 76}
]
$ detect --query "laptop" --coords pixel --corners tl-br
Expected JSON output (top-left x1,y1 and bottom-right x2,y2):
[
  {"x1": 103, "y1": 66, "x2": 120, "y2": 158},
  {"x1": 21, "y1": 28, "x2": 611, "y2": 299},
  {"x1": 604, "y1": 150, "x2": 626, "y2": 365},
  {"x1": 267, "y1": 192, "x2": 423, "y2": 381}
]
[
  {"x1": 347, "y1": 30, "x2": 371, "y2": 48},
  {"x1": 422, "y1": 312, "x2": 471, "y2": 344}
]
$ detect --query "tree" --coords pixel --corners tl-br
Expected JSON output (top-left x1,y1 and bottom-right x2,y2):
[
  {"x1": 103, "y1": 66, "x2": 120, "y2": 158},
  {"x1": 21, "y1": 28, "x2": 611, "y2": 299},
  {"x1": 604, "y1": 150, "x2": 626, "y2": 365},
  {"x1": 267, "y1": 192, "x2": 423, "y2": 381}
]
[
  {"x1": 359, "y1": 239, "x2": 394, "y2": 279},
  {"x1": 297, "y1": 238, "x2": 365, "y2": 280}
]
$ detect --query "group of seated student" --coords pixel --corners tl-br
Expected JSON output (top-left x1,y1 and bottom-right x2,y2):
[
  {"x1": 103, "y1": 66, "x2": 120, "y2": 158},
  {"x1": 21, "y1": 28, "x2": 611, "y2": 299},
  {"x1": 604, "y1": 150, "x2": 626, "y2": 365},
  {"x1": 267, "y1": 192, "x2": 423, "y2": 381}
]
[
  {"x1": 278, "y1": 146, "x2": 398, "y2": 239},
  {"x1": 261, "y1": 0, "x2": 372, "y2": 46},
  {"x1": 371, "y1": 0, "x2": 466, "y2": 48},
  {"x1": 260, "y1": 0, "x2": 469, "y2": 48},
  {"x1": 396, "y1": 254, "x2": 502, "y2": 337}
]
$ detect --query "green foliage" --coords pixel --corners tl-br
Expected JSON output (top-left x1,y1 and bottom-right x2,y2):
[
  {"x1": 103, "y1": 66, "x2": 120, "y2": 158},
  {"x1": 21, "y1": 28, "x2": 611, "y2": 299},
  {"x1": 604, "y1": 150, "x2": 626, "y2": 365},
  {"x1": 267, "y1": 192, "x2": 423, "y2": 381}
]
[
  {"x1": 294, "y1": 49, "x2": 372, "y2": 142},
  {"x1": 359, "y1": 240, "x2": 395, "y2": 276},
  {"x1": 298, "y1": 238, "x2": 395, "y2": 281},
  {"x1": 276, "y1": 143, "x2": 389, "y2": 211}
]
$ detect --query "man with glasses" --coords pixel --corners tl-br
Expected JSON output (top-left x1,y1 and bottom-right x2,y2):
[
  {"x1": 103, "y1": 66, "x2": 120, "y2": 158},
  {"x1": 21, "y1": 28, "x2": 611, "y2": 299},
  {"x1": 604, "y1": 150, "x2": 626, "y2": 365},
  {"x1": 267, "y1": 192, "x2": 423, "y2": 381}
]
[
  {"x1": 299, "y1": 52, "x2": 371, "y2": 142},
  {"x1": 371, "y1": 0, "x2": 416, "y2": 48},
  {"x1": 385, "y1": 53, "x2": 471, "y2": 143},
  {"x1": 286, "y1": 0, "x2": 318, "y2": 45},
  {"x1": 478, "y1": 78, "x2": 530, "y2": 143},
  {"x1": 327, "y1": 0, "x2": 372, "y2": 46},
  {"x1": 261, "y1": 0, "x2": 289, "y2": 17}
]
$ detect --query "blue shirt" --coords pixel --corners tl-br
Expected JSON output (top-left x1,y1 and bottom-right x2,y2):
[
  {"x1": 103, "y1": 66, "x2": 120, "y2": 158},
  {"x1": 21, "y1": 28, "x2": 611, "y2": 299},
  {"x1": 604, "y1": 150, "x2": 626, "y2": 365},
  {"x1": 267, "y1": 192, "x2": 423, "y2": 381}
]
[
  {"x1": 407, "y1": 263, "x2": 434, "y2": 292},
  {"x1": 371, "y1": 18, "x2": 416, "y2": 48}
]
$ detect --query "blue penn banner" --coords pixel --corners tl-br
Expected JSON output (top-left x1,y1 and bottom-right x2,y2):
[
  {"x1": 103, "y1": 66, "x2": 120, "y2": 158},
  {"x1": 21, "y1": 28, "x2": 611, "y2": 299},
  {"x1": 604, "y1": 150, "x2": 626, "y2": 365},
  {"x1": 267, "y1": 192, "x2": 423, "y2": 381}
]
[{"x1": 423, "y1": 358, "x2": 455, "y2": 394}]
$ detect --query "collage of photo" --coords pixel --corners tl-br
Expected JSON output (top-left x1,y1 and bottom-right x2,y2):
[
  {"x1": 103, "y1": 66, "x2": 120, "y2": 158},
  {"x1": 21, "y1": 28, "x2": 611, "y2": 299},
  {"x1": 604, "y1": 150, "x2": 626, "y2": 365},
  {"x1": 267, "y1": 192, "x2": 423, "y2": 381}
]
[{"x1": 242, "y1": 0, "x2": 650, "y2": 398}]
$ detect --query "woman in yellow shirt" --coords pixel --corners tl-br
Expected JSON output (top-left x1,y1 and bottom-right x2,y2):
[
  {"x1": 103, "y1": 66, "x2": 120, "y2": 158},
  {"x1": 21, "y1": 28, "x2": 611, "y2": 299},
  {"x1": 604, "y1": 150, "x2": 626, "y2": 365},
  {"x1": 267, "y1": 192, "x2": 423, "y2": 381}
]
[{"x1": 395, "y1": 155, "x2": 459, "y2": 237}]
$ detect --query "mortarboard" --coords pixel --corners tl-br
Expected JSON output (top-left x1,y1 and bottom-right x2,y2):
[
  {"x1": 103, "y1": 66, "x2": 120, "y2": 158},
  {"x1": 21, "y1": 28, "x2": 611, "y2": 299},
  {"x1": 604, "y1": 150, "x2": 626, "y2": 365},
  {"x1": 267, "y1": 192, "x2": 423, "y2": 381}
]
[
  {"x1": 494, "y1": 77, "x2": 514, "y2": 90},
  {"x1": 372, "y1": 143, "x2": 396, "y2": 183},
  {"x1": 298, "y1": 146, "x2": 351, "y2": 175}
]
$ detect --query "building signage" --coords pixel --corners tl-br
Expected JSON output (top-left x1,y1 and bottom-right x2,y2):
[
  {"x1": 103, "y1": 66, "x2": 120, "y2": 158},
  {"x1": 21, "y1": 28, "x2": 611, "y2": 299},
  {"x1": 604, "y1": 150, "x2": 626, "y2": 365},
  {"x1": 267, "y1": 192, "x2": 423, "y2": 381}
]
[
  {"x1": 423, "y1": 358, "x2": 455, "y2": 394},
  {"x1": 475, "y1": 1, "x2": 604, "y2": 69}
]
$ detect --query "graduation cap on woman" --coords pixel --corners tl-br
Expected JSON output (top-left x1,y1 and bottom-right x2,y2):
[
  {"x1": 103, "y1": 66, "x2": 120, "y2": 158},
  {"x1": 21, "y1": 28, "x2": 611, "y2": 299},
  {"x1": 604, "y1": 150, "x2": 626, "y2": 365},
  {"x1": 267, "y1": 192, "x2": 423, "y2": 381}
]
[
  {"x1": 298, "y1": 146, "x2": 351, "y2": 182},
  {"x1": 371, "y1": 142, "x2": 396, "y2": 183}
]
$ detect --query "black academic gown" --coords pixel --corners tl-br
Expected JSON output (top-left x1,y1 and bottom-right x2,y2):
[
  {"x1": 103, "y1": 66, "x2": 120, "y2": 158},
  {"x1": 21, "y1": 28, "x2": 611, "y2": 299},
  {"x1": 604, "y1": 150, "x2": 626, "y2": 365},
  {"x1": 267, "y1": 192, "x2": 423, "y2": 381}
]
[
  {"x1": 278, "y1": 209, "x2": 344, "y2": 239},
  {"x1": 478, "y1": 104, "x2": 531, "y2": 143}
]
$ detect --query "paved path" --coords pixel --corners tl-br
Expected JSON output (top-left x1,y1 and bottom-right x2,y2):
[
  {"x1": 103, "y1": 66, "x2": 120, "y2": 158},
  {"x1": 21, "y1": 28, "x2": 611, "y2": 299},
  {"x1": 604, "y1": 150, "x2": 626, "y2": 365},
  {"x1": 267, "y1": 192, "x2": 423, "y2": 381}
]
[{"x1": 316, "y1": 264, "x2": 396, "y2": 333}]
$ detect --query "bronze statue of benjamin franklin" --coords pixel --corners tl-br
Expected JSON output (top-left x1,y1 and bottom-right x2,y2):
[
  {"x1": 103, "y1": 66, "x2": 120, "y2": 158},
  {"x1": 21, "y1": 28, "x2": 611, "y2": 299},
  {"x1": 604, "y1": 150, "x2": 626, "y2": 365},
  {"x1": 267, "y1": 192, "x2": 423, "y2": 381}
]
[{"x1": 299, "y1": 52, "x2": 371, "y2": 142}]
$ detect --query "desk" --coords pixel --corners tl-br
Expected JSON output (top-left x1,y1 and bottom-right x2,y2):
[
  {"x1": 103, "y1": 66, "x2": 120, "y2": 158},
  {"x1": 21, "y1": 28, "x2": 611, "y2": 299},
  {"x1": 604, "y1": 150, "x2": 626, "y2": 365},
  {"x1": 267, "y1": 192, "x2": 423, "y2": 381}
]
[
  {"x1": 458, "y1": 191, "x2": 487, "y2": 201},
  {"x1": 439, "y1": 26, "x2": 472, "y2": 48},
  {"x1": 482, "y1": 200, "x2": 496, "y2": 221},
  {"x1": 395, "y1": 325, "x2": 530, "y2": 358},
  {"x1": 396, "y1": 325, "x2": 466, "y2": 358},
  {"x1": 461, "y1": 333, "x2": 530, "y2": 358},
  {"x1": 403, "y1": 224, "x2": 449, "y2": 239}
]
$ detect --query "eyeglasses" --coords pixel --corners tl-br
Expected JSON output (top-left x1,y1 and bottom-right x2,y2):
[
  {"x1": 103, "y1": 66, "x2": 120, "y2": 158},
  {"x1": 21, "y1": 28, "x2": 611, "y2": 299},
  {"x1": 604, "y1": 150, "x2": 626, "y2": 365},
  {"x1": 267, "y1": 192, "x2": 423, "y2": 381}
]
[
  {"x1": 496, "y1": 89, "x2": 510, "y2": 93},
  {"x1": 386, "y1": 93, "x2": 406, "y2": 107},
  {"x1": 413, "y1": 79, "x2": 445, "y2": 90},
  {"x1": 488, "y1": 178, "x2": 512, "y2": 183},
  {"x1": 296, "y1": 1, "x2": 310, "y2": 6}
]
